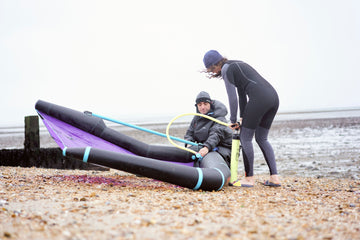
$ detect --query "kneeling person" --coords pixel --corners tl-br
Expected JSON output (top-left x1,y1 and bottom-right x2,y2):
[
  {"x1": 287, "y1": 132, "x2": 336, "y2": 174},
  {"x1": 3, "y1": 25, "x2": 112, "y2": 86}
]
[{"x1": 185, "y1": 91, "x2": 233, "y2": 169}]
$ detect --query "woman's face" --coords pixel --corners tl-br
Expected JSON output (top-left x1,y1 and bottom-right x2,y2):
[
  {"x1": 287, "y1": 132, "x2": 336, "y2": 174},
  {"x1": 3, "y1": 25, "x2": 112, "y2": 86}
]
[
  {"x1": 207, "y1": 64, "x2": 222, "y2": 75},
  {"x1": 197, "y1": 102, "x2": 211, "y2": 115}
]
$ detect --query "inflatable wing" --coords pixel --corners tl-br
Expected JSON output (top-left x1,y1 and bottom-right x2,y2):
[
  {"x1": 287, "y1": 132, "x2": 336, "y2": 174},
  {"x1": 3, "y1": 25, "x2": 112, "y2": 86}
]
[{"x1": 35, "y1": 100, "x2": 230, "y2": 191}]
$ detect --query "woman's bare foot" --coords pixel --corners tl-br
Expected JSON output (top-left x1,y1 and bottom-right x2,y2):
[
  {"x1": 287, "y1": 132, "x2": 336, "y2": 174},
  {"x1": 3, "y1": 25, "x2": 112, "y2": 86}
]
[
  {"x1": 240, "y1": 176, "x2": 255, "y2": 187},
  {"x1": 263, "y1": 174, "x2": 281, "y2": 187},
  {"x1": 269, "y1": 174, "x2": 281, "y2": 184}
]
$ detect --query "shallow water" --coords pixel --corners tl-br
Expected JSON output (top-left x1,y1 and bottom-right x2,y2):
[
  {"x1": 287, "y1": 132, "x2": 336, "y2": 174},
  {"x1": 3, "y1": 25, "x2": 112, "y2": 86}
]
[{"x1": 258, "y1": 120, "x2": 360, "y2": 180}]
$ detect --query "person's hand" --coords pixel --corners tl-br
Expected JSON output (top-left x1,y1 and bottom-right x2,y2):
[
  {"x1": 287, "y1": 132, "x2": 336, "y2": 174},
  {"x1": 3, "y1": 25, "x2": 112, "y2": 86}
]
[
  {"x1": 229, "y1": 118, "x2": 242, "y2": 130},
  {"x1": 229, "y1": 122, "x2": 241, "y2": 130},
  {"x1": 198, "y1": 146, "x2": 209, "y2": 157}
]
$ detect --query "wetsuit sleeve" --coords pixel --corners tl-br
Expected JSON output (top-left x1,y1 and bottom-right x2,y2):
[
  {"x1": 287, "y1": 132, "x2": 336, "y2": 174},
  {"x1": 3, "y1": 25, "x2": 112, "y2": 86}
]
[
  {"x1": 237, "y1": 87, "x2": 247, "y2": 118},
  {"x1": 224, "y1": 78, "x2": 238, "y2": 123},
  {"x1": 225, "y1": 63, "x2": 247, "y2": 118}
]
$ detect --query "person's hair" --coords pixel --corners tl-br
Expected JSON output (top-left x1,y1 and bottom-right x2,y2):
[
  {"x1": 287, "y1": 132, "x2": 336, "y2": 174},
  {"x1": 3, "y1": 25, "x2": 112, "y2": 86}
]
[{"x1": 202, "y1": 58, "x2": 228, "y2": 79}]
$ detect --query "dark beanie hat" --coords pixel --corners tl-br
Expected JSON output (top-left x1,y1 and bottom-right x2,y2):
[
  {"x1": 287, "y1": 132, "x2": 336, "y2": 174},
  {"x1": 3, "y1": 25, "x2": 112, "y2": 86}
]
[
  {"x1": 203, "y1": 50, "x2": 223, "y2": 68},
  {"x1": 195, "y1": 91, "x2": 212, "y2": 104}
]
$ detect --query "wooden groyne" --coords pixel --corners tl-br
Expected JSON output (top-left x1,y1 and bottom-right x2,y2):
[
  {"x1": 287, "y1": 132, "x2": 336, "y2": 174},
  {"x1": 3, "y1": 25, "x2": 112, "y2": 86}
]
[{"x1": 0, "y1": 115, "x2": 108, "y2": 171}]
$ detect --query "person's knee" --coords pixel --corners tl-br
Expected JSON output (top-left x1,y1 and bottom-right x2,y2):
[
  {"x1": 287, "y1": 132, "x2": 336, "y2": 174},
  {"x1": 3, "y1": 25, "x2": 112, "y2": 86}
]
[
  {"x1": 240, "y1": 135, "x2": 251, "y2": 147},
  {"x1": 255, "y1": 134, "x2": 265, "y2": 144},
  {"x1": 240, "y1": 130, "x2": 252, "y2": 144},
  {"x1": 255, "y1": 127, "x2": 269, "y2": 144}
]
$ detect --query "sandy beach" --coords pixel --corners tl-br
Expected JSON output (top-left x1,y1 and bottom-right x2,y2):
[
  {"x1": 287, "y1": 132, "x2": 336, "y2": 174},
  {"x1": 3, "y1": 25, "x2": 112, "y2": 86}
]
[{"x1": 0, "y1": 116, "x2": 360, "y2": 239}]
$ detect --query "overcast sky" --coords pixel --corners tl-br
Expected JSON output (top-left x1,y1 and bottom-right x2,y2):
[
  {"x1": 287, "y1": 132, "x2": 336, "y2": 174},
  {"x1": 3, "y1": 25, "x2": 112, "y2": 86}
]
[{"x1": 1, "y1": 0, "x2": 360, "y2": 126}]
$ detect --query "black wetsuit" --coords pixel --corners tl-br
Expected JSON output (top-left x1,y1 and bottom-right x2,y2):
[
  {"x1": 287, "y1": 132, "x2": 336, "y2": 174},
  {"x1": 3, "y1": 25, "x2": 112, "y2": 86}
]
[{"x1": 222, "y1": 60, "x2": 279, "y2": 177}]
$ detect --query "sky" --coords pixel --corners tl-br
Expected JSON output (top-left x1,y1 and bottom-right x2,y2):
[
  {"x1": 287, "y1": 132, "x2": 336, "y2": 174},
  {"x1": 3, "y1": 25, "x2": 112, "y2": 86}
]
[{"x1": 1, "y1": 0, "x2": 360, "y2": 126}]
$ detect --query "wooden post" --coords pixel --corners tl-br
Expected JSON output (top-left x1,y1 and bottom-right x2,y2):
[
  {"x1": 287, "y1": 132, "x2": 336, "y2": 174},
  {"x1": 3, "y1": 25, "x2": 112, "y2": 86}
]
[
  {"x1": 24, "y1": 115, "x2": 40, "y2": 166},
  {"x1": 24, "y1": 115, "x2": 40, "y2": 149},
  {"x1": 0, "y1": 115, "x2": 107, "y2": 170}
]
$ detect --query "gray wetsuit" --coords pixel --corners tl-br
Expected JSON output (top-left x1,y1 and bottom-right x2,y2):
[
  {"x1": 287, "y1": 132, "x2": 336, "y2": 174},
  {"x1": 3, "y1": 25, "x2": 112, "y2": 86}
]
[{"x1": 221, "y1": 60, "x2": 279, "y2": 177}]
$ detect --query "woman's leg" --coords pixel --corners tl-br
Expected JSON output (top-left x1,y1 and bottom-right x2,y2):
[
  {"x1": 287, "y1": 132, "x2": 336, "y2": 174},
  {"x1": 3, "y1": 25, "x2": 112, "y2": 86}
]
[
  {"x1": 256, "y1": 102, "x2": 281, "y2": 185},
  {"x1": 239, "y1": 127, "x2": 256, "y2": 186},
  {"x1": 239, "y1": 127, "x2": 255, "y2": 176},
  {"x1": 237, "y1": 86, "x2": 279, "y2": 186},
  {"x1": 255, "y1": 126, "x2": 277, "y2": 175}
]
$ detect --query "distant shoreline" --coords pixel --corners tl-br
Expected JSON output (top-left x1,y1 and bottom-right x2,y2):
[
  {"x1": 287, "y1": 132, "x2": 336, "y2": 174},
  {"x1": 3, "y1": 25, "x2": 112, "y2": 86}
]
[
  {"x1": 1, "y1": 107, "x2": 360, "y2": 131},
  {"x1": 277, "y1": 106, "x2": 360, "y2": 115}
]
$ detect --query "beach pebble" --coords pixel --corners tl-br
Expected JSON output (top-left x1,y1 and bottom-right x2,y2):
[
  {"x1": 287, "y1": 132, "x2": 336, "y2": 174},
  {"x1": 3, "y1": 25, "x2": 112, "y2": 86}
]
[{"x1": 0, "y1": 117, "x2": 359, "y2": 239}]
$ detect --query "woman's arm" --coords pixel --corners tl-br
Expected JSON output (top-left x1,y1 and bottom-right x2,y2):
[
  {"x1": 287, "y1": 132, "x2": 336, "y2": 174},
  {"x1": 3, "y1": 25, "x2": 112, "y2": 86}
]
[{"x1": 224, "y1": 79, "x2": 239, "y2": 123}]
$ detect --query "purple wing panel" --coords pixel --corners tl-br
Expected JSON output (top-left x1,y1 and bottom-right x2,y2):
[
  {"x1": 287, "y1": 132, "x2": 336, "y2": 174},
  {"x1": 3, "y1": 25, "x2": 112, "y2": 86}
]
[{"x1": 39, "y1": 111, "x2": 134, "y2": 155}]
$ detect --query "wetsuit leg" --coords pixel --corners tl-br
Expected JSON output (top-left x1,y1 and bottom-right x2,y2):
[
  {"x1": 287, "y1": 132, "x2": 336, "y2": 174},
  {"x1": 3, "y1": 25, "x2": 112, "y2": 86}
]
[
  {"x1": 255, "y1": 126, "x2": 278, "y2": 175},
  {"x1": 258, "y1": 93, "x2": 279, "y2": 129},
  {"x1": 239, "y1": 94, "x2": 265, "y2": 177},
  {"x1": 239, "y1": 127, "x2": 255, "y2": 177},
  {"x1": 255, "y1": 93, "x2": 278, "y2": 175},
  {"x1": 238, "y1": 84, "x2": 279, "y2": 177},
  {"x1": 239, "y1": 85, "x2": 279, "y2": 177}
]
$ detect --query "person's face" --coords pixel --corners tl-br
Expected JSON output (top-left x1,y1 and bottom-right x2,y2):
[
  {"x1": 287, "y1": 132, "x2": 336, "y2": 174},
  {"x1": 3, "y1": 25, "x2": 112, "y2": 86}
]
[
  {"x1": 207, "y1": 64, "x2": 221, "y2": 75},
  {"x1": 197, "y1": 102, "x2": 211, "y2": 115}
]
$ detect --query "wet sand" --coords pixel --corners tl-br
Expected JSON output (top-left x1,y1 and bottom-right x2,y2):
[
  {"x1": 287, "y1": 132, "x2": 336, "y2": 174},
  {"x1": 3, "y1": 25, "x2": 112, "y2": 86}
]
[{"x1": 0, "y1": 117, "x2": 360, "y2": 239}]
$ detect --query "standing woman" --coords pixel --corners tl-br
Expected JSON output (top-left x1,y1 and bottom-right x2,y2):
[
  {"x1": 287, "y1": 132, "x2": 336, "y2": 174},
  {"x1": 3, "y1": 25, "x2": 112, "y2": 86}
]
[{"x1": 203, "y1": 50, "x2": 281, "y2": 187}]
